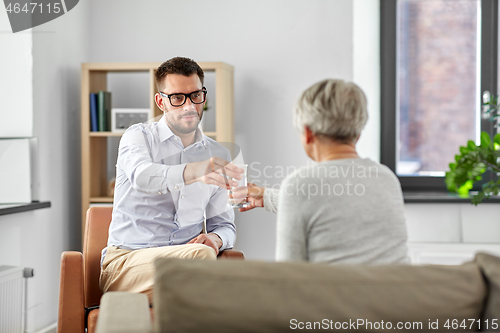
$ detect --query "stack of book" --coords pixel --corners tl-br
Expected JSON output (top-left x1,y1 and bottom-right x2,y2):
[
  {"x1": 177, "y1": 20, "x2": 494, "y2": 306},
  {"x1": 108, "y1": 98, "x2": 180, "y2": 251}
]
[{"x1": 89, "y1": 91, "x2": 112, "y2": 131}]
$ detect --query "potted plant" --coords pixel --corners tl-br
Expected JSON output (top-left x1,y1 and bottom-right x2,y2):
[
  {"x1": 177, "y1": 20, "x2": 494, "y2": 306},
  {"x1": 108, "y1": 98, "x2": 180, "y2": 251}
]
[{"x1": 445, "y1": 96, "x2": 500, "y2": 205}]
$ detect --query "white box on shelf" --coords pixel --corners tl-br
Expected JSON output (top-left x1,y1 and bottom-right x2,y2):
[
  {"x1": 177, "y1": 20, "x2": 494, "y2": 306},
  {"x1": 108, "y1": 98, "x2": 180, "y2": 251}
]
[
  {"x1": 111, "y1": 108, "x2": 151, "y2": 133},
  {"x1": 0, "y1": 138, "x2": 39, "y2": 204}
]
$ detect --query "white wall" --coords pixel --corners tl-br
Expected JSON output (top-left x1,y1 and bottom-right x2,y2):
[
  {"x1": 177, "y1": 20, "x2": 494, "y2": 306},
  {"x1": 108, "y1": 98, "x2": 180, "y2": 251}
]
[
  {"x1": 0, "y1": 9, "x2": 32, "y2": 137},
  {"x1": 353, "y1": 0, "x2": 380, "y2": 162},
  {"x1": 0, "y1": 1, "x2": 89, "y2": 331},
  {"x1": 405, "y1": 203, "x2": 500, "y2": 265}
]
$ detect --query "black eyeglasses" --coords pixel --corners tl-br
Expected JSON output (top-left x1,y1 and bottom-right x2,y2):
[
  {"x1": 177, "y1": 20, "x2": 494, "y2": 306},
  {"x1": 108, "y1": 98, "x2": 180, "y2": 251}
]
[{"x1": 159, "y1": 87, "x2": 207, "y2": 107}]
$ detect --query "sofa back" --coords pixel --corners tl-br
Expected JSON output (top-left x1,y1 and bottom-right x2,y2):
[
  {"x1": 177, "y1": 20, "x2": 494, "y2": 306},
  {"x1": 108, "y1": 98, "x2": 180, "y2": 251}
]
[{"x1": 154, "y1": 257, "x2": 489, "y2": 333}]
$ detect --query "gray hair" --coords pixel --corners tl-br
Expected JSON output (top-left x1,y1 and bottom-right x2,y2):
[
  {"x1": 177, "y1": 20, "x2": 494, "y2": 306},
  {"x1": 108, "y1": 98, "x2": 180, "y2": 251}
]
[{"x1": 293, "y1": 79, "x2": 368, "y2": 143}]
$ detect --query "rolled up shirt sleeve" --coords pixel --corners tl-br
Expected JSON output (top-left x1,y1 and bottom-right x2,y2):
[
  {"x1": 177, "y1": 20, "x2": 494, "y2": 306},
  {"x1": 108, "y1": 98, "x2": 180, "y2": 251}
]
[{"x1": 117, "y1": 124, "x2": 185, "y2": 194}]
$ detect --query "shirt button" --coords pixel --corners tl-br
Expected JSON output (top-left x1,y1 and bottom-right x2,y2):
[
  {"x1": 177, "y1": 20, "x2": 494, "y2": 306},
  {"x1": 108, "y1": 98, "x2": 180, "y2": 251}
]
[
  {"x1": 176, "y1": 218, "x2": 179, "y2": 221},
  {"x1": 158, "y1": 191, "x2": 162, "y2": 194},
  {"x1": 181, "y1": 195, "x2": 185, "y2": 199},
  {"x1": 173, "y1": 234, "x2": 176, "y2": 238},
  {"x1": 183, "y1": 149, "x2": 186, "y2": 152},
  {"x1": 174, "y1": 186, "x2": 178, "y2": 189}
]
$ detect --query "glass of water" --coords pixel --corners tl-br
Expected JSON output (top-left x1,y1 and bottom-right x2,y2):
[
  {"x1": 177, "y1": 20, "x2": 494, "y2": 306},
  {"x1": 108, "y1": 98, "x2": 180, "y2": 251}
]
[{"x1": 228, "y1": 164, "x2": 249, "y2": 208}]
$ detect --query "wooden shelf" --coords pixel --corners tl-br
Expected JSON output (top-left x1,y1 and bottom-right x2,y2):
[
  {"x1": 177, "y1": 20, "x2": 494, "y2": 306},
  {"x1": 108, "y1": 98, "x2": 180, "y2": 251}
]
[
  {"x1": 90, "y1": 132, "x2": 123, "y2": 137},
  {"x1": 81, "y1": 61, "x2": 234, "y2": 239},
  {"x1": 203, "y1": 131, "x2": 216, "y2": 138},
  {"x1": 82, "y1": 62, "x2": 233, "y2": 72},
  {"x1": 90, "y1": 197, "x2": 114, "y2": 203}
]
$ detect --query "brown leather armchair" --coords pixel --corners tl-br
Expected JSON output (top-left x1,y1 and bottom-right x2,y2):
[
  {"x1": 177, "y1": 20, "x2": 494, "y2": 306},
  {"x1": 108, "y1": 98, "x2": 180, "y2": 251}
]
[{"x1": 58, "y1": 206, "x2": 244, "y2": 333}]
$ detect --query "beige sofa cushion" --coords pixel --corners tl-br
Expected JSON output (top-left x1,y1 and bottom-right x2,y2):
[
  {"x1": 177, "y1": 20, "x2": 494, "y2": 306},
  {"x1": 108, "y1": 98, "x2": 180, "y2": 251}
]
[
  {"x1": 154, "y1": 259, "x2": 486, "y2": 333},
  {"x1": 475, "y1": 252, "x2": 500, "y2": 331},
  {"x1": 96, "y1": 292, "x2": 152, "y2": 333}
]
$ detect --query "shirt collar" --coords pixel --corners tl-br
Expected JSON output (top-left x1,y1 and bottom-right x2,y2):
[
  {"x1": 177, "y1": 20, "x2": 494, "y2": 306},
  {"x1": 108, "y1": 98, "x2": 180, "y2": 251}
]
[
  {"x1": 158, "y1": 115, "x2": 174, "y2": 142},
  {"x1": 158, "y1": 115, "x2": 207, "y2": 148}
]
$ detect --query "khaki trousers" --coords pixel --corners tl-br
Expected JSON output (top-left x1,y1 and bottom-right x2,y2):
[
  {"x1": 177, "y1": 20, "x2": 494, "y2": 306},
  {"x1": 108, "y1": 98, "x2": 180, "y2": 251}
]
[{"x1": 100, "y1": 244, "x2": 217, "y2": 302}]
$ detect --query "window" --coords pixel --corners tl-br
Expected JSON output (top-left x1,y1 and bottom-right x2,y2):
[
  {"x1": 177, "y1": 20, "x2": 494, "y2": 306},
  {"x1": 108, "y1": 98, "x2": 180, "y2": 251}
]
[{"x1": 381, "y1": 0, "x2": 498, "y2": 191}]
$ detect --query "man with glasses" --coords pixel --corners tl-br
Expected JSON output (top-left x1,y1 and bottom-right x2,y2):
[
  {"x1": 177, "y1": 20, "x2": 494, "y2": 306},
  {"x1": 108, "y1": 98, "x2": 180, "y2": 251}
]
[{"x1": 100, "y1": 57, "x2": 242, "y2": 301}]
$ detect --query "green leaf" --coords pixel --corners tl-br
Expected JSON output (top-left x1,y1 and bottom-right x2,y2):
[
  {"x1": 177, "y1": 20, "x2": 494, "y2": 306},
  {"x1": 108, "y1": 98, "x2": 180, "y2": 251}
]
[
  {"x1": 460, "y1": 146, "x2": 468, "y2": 155},
  {"x1": 472, "y1": 191, "x2": 486, "y2": 205},
  {"x1": 457, "y1": 180, "x2": 473, "y2": 196},
  {"x1": 494, "y1": 133, "x2": 500, "y2": 146},
  {"x1": 467, "y1": 140, "x2": 477, "y2": 150},
  {"x1": 481, "y1": 132, "x2": 491, "y2": 147},
  {"x1": 445, "y1": 169, "x2": 461, "y2": 192}
]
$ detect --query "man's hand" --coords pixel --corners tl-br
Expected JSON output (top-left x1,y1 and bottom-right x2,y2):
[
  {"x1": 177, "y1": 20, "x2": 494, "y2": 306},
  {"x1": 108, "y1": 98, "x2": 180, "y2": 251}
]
[
  {"x1": 231, "y1": 183, "x2": 265, "y2": 212},
  {"x1": 187, "y1": 233, "x2": 223, "y2": 255},
  {"x1": 183, "y1": 156, "x2": 243, "y2": 189}
]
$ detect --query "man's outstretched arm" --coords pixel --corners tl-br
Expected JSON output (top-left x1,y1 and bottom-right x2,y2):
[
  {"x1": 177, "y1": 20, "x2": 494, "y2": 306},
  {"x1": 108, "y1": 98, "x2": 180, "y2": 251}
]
[{"x1": 118, "y1": 126, "x2": 243, "y2": 193}]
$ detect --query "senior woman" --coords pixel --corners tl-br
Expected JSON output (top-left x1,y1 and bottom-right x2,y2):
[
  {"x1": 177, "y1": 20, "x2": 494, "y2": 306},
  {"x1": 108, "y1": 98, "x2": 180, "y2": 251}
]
[{"x1": 238, "y1": 79, "x2": 409, "y2": 264}]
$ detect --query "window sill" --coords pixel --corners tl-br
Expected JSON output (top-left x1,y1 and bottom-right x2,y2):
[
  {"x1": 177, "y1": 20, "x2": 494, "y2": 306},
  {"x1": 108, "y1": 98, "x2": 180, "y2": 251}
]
[
  {"x1": 0, "y1": 201, "x2": 51, "y2": 216},
  {"x1": 403, "y1": 192, "x2": 500, "y2": 204}
]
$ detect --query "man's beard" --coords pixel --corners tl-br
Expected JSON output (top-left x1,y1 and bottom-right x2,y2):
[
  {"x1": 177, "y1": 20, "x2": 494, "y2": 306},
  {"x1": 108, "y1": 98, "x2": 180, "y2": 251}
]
[{"x1": 165, "y1": 111, "x2": 202, "y2": 135}]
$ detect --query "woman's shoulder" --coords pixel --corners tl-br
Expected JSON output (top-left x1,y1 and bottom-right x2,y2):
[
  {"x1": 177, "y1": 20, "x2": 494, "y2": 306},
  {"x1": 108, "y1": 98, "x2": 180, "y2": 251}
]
[
  {"x1": 281, "y1": 163, "x2": 315, "y2": 185},
  {"x1": 322, "y1": 158, "x2": 398, "y2": 179},
  {"x1": 281, "y1": 158, "x2": 401, "y2": 188}
]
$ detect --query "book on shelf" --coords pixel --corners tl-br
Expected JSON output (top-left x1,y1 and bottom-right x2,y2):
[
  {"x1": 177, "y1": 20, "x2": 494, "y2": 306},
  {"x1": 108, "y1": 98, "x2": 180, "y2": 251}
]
[
  {"x1": 97, "y1": 91, "x2": 112, "y2": 131},
  {"x1": 89, "y1": 93, "x2": 98, "y2": 132}
]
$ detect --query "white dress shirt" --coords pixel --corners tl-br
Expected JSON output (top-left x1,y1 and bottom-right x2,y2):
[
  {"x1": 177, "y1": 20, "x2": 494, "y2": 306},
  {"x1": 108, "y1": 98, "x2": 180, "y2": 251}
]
[{"x1": 103, "y1": 116, "x2": 236, "y2": 262}]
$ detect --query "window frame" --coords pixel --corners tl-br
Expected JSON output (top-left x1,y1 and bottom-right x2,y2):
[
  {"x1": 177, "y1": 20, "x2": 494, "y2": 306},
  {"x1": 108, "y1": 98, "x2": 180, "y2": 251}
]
[{"x1": 380, "y1": 0, "x2": 498, "y2": 192}]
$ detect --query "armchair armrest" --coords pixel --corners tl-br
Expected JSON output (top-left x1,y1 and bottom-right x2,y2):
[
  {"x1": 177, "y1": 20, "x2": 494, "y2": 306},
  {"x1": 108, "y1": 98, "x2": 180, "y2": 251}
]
[
  {"x1": 218, "y1": 249, "x2": 244, "y2": 259},
  {"x1": 58, "y1": 251, "x2": 85, "y2": 333},
  {"x1": 96, "y1": 292, "x2": 152, "y2": 333}
]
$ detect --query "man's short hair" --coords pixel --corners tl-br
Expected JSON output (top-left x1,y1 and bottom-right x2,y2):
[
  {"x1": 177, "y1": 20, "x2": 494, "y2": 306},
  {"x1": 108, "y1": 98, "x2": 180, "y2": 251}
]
[
  {"x1": 293, "y1": 79, "x2": 368, "y2": 143},
  {"x1": 155, "y1": 57, "x2": 205, "y2": 91}
]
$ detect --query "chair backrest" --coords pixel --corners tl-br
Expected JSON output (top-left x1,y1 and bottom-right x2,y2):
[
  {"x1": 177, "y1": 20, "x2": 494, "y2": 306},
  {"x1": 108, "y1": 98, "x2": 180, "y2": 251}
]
[{"x1": 83, "y1": 206, "x2": 113, "y2": 308}]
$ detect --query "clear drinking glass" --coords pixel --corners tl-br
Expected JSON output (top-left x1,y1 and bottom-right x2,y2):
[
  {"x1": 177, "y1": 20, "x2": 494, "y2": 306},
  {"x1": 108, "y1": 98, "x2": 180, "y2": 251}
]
[{"x1": 228, "y1": 164, "x2": 249, "y2": 208}]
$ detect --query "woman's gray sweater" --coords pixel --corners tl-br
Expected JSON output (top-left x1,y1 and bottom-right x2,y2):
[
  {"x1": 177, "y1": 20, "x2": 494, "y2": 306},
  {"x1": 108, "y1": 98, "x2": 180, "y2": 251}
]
[{"x1": 264, "y1": 158, "x2": 409, "y2": 264}]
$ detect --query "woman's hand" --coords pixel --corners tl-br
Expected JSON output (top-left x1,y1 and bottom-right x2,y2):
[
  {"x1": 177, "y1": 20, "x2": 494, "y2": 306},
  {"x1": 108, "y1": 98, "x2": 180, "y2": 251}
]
[{"x1": 231, "y1": 183, "x2": 265, "y2": 212}]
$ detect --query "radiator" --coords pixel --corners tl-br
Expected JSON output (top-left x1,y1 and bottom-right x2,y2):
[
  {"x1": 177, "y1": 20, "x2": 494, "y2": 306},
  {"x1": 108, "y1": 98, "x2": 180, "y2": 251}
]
[{"x1": 0, "y1": 266, "x2": 24, "y2": 333}]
